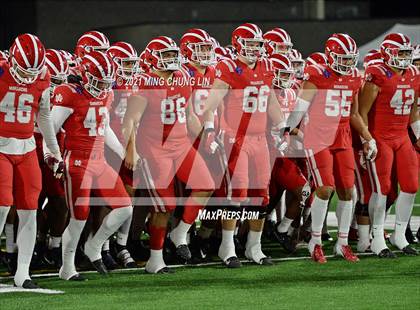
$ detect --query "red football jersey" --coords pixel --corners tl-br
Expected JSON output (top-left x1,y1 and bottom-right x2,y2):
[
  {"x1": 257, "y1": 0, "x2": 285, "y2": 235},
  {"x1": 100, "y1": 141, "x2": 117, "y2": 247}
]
[
  {"x1": 301, "y1": 64, "x2": 361, "y2": 150},
  {"x1": 52, "y1": 83, "x2": 112, "y2": 152},
  {"x1": 366, "y1": 63, "x2": 419, "y2": 139},
  {"x1": 110, "y1": 78, "x2": 137, "y2": 141},
  {"x1": 135, "y1": 70, "x2": 192, "y2": 146},
  {"x1": 216, "y1": 57, "x2": 273, "y2": 136},
  {"x1": 0, "y1": 61, "x2": 50, "y2": 139}
]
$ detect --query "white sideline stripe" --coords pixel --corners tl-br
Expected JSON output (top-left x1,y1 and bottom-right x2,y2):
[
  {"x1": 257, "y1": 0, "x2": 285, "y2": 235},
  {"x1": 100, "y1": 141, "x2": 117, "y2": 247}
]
[
  {"x1": 0, "y1": 250, "x2": 406, "y2": 281},
  {"x1": 0, "y1": 284, "x2": 63, "y2": 294}
]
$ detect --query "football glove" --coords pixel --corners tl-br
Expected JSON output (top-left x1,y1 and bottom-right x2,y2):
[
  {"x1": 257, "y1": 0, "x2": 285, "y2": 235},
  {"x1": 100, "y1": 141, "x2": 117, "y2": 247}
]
[
  {"x1": 45, "y1": 153, "x2": 64, "y2": 179},
  {"x1": 204, "y1": 128, "x2": 219, "y2": 154}
]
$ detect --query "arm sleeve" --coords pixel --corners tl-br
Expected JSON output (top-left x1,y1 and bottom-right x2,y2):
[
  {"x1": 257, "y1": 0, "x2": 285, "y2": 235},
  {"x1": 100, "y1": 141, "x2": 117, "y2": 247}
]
[
  {"x1": 42, "y1": 105, "x2": 73, "y2": 158},
  {"x1": 37, "y1": 88, "x2": 61, "y2": 154},
  {"x1": 105, "y1": 114, "x2": 125, "y2": 160}
]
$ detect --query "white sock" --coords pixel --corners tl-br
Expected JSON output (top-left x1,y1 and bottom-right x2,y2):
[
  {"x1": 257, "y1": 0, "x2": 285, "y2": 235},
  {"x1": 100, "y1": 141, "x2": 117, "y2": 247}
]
[
  {"x1": 219, "y1": 229, "x2": 236, "y2": 260},
  {"x1": 5, "y1": 223, "x2": 17, "y2": 253},
  {"x1": 358, "y1": 224, "x2": 370, "y2": 245},
  {"x1": 368, "y1": 192, "x2": 378, "y2": 224},
  {"x1": 371, "y1": 193, "x2": 388, "y2": 253},
  {"x1": 117, "y1": 216, "x2": 132, "y2": 247},
  {"x1": 310, "y1": 195, "x2": 329, "y2": 245},
  {"x1": 49, "y1": 236, "x2": 61, "y2": 249},
  {"x1": 392, "y1": 191, "x2": 415, "y2": 248},
  {"x1": 146, "y1": 249, "x2": 166, "y2": 273},
  {"x1": 14, "y1": 210, "x2": 37, "y2": 287},
  {"x1": 336, "y1": 200, "x2": 353, "y2": 246},
  {"x1": 246, "y1": 230, "x2": 262, "y2": 248},
  {"x1": 277, "y1": 217, "x2": 293, "y2": 233},
  {"x1": 86, "y1": 206, "x2": 132, "y2": 261},
  {"x1": 0, "y1": 206, "x2": 11, "y2": 234},
  {"x1": 62, "y1": 218, "x2": 86, "y2": 274},
  {"x1": 170, "y1": 220, "x2": 191, "y2": 247}
]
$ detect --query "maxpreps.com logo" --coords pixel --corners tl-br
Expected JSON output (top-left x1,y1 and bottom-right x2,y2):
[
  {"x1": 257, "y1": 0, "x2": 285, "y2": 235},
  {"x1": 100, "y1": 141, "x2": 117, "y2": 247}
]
[{"x1": 198, "y1": 209, "x2": 259, "y2": 221}]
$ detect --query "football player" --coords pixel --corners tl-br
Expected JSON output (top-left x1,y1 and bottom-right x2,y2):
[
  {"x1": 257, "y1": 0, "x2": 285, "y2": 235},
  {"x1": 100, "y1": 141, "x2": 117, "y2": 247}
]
[
  {"x1": 285, "y1": 33, "x2": 376, "y2": 263},
  {"x1": 268, "y1": 53, "x2": 307, "y2": 253},
  {"x1": 34, "y1": 49, "x2": 70, "y2": 267},
  {"x1": 105, "y1": 41, "x2": 139, "y2": 268},
  {"x1": 263, "y1": 28, "x2": 293, "y2": 57},
  {"x1": 0, "y1": 34, "x2": 62, "y2": 288},
  {"x1": 202, "y1": 23, "x2": 287, "y2": 267},
  {"x1": 289, "y1": 49, "x2": 305, "y2": 91},
  {"x1": 122, "y1": 36, "x2": 214, "y2": 273},
  {"x1": 359, "y1": 33, "x2": 419, "y2": 257},
  {"x1": 44, "y1": 51, "x2": 133, "y2": 280}
]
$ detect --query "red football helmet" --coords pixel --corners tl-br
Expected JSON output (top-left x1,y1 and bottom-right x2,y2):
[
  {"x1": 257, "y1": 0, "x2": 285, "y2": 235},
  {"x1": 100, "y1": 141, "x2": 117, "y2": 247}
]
[
  {"x1": 107, "y1": 41, "x2": 139, "y2": 79},
  {"x1": 289, "y1": 49, "x2": 305, "y2": 79},
  {"x1": 45, "y1": 49, "x2": 69, "y2": 89},
  {"x1": 145, "y1": 36, "x2": 180, "y2": 71},
  {"x1": 214, "y1": 46, "x2": 231, "y2": 62},
  {"x1": 270, "y1": 54, "x2": 294, "y2": 89},
  {"x1": 263, "y1": 28, "x2": 293, "y2": 56},
  {"x1": 75, "y1": 30, "x2": 110, "y2": 58},
  {"x1": 325, "y1": 33, "x2": 359, "y2": 75},
  {"x1": 9, "y1": 33, "x2": 46, "y2": 84},
  {"x1": 180, "y1": 28, "x2": 215, "y2": 66},
  {"x1": 306, "y1": 52, "x2": 328, "y2": 66},
  {"x1": 80, "y1": 51, "x2": 115, "y2": 99},
  {"x1": 363, "y1": 49, "x2": 383, "y2": 69},
  {"x1": 138, "y1": 50, "x2": 150, "y2": 73},
  {"x1": 380, "y1": 33, "x2": 413, "y2": 69},
  {"x1": 232, "y1": 23, "x2": 264, "y2": 63}
]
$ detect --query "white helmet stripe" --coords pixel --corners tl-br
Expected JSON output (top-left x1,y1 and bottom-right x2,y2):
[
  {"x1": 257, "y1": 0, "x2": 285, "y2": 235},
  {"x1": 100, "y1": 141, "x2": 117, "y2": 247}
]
[
  {"x1": 81, "y1": 34, "x2": 107, "y2": 46},
  {"x1": 52, "y1": 49, "x2": 64, "y2": 72},
  {"x1": 45, "y1": 58, "x2": 60, "y2": 75},
  {"x1": 329, "y1": 37, "x2": 350, "y2": 53},
  {"x1": 272, "y1": 58, "x2": 291, "y2": 70},
  {"x1": 184, "y1": 32, "x2": 208, "y2": 42},
  {"x1": 28, "y1": 34, "x2": 39, "y2": 68},
  {"x1": 92, "y1": 31, "x2": 109, "y2": 45},
  {"x1": 342, "y1": 34, "x2": 355, "y2": 52},
  {"x1": 150, "y1": 38, "x2": 177, "y2": 49},
  {"x1": 15, "y1": 37, "x2": 31, "y2": 68},
  {"x1": 382, "y1": 39, "x2": 404, "y2": 48},
  {"x1": 237, "y1": 25, "x2": 258, "y2": 37},
  {"x1": 398, "y1": 33, "x2": 407, "y2": 44},
  {"x1": 85, "y1": 54, "x2": 106, "y2": 78},
  {"x1": 110, "y1": 45, "x2": 135, "y2": 57}
]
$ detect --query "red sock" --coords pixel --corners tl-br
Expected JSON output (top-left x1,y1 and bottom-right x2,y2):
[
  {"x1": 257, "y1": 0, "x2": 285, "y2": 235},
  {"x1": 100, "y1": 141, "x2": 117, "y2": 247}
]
[
  {"x1": 182, "y1": 196, "x2": 204, "y2": 224},
  {"x1": 149, "y1": 225, "x2": 167, "y2": 250}
]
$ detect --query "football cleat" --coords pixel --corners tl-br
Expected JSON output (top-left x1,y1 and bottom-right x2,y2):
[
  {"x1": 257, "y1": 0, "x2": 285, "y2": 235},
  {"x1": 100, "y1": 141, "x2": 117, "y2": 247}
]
[
  {"x1": 59, "y1": 267, "x2": 85, "y2": 281},
  {"x1": 15, "y1": 279, "x2": 39, "y2": 289},
  {"x1": 145, "y1": 259, "x2": 172, "y2": 274},
  {"x1": 44, "y1": 247, "x2": 62, "y2": 268},
  {"x1": 116, "y1": 248, "x2": 137, "y2": 268},
  {"x1": 5, "y1": 252, "x2": 17, "y2": 275},
  {"x1": 405, "y1": 225, "x2": 418, "y2": 244},
  {"x1": 90, "y1": 259, "x2": 108, "y2": 275},
  {"x1": 377, "y1": 248, "x2": 397, "y2": 259},
  {"x1": 401, "y1": 245, "x2": 418, "y2": 256},
  {"x1": 101, "y1": 250, "x2": 118, "y2": 270},
  {"x1": 174, "y1": 244, "x2": 192, "y2": 262},
  {"x1": 223, "y1": 256, "x2": 242, "y2": 268},
  {"x1": 310, "y1": 244, "x2": 327, "y2": 264},
  {"x1": 189, "y1": 235, "x2": 211, "y2": 263},
  {"x1": 245, "y1": 243, "x2": 272, "y2": 265},
  {"x1": 273, "y1": 231, "x2": 296, "y2": 253},
  {"x1": 334, "y1": 244, "x2": 359, "y2": 262},
  {"x1": 145, "y1": 266, "x2": 174, "y2": 274}
]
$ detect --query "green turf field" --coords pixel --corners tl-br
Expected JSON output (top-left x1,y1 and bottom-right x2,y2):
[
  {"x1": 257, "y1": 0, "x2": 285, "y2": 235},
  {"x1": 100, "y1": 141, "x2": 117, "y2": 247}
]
[
  {"x1": 1, "y1": 193, "x2": 419, "y2": 309},
  {"x1": 1, "y1": 253, "x2": 419, "y2": 309}
]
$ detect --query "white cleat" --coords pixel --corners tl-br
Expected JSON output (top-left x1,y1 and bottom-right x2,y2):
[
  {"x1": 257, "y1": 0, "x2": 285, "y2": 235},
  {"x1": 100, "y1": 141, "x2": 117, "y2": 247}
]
[{"x1": 245, "y1": 243, "x2": 273, "y2": 265}]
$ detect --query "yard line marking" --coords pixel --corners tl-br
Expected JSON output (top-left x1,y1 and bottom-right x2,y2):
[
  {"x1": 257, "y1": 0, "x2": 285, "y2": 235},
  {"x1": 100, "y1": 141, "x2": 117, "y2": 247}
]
[{"x1": 0, "y1": 284, "x2": 64, "y2": 294}]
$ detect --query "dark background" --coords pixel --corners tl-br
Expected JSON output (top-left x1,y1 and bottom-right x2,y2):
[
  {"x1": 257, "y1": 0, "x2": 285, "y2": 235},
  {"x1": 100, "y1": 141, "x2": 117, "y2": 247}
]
[{"x1": 1, "y1": 0, "x2": 419, "y2": 56}]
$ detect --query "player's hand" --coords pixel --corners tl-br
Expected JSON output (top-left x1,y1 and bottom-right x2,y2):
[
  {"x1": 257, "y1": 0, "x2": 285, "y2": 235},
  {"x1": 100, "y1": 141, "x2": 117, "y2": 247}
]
[
  {"x1": 271, "y1": 126, "x2": 289, "y2": 156},
  {"x1": 204, "y1": 128, "x2": 218, "y2": 154},
  {"x1": 363, "y1": 139, "x2": 377, "y2": 161},
  {"x1": 125, "y1": 147, "x2": 140, "y2": 171},
  {"x1": 359, "y1": 150, "x2": 367, "y2": 170},
  {"x1": 45, "y1": 153, "x2": 64, "y2": 179}
]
